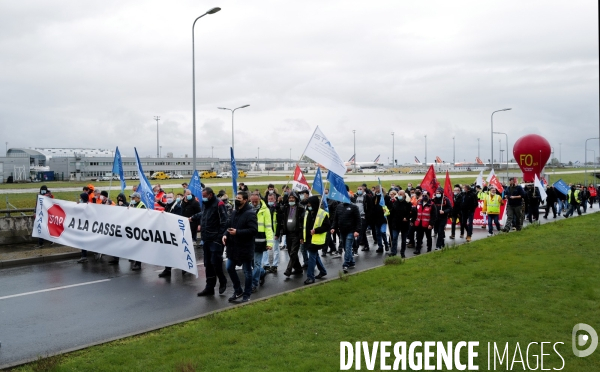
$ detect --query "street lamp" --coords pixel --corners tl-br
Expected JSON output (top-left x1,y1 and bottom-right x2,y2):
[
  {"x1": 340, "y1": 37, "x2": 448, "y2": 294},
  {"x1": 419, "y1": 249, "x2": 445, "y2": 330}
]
[
  {"x1": 353, "y1": 130, "x2": 357, "y2": 173},
  {"x1": 192, "y1": 6, "x2": 221, "y2": 172},
  {"x1": 493, "y1": 131, "x2": 509, "y2": 183},
  {"x1": 154, "y1": 116, "x2": 160, "y2": 157},
  {"x1": 257, "y1": 147, "x2": 260, "y2": 171},
  {"x1": 218, "y1": 104, "x2": 250, "y2": 154},
  {"x1": 585, "y1": 137, "x2": 599, "y2": 185},
  {"x1": 491, "y1": 108, "x2": 511, "y2": 171},
  {"x1": 391, "y1": 132, "x2": 395, "y2": 166},
  {"x1": 559, "y1": 143, "x2": 562, "y2": 164},
  {"x1": 452, "y1": 136, "x2": 455, "y2": 165},
  {"x1": 477, "y1": 138, "x2": 480, "y2": 159},
  {"x1": 424, "y1": 135, "x2": 427, "y2": 165}
]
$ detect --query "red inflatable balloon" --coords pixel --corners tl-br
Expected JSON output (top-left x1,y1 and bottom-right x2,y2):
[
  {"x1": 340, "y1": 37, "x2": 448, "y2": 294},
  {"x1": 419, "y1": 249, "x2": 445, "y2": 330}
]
[{"x1": 512, "y1": 134, "x2": 551, "y2": 182}]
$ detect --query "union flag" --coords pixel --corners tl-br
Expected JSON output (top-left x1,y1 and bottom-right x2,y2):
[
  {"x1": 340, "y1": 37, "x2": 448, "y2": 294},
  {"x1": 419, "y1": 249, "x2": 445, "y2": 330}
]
[{"x1": 420, "y1": 165, "x2": 440, "y2": 197}]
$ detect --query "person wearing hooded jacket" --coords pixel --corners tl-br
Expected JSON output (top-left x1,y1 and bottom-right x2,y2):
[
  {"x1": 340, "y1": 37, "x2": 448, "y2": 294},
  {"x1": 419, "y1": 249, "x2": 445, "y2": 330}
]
[
  {"x1": 223, "y1": 191, "x2": 258, "y2": 303},
  {"x1": 302, "y1": 196, "x2": 329, "y2": 284},
  {"x1": 282, "y1": 192, "x2": 305, "y2": 276},
  {"x1": 432, "y1": 187, "x2": 452, "y2": 250},
  {"x1": 331, "y1": 198, "x2": 360, "y2": 272},
  {"x1": 389, "y1": 190, "x2": 412, "y2": 258}
]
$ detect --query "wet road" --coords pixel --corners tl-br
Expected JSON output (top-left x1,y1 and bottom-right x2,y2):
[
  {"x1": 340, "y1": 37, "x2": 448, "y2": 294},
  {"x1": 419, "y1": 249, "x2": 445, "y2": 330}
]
[{"x1": 0, "y1": 209, "x2": 596, "y2": 368}]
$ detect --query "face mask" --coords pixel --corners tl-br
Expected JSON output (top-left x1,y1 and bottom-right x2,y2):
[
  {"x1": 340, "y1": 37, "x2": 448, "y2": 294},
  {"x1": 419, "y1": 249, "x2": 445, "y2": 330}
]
[
  {"x1": 268, "y1": 201, "x2": 274, "y2": 206},
  {"x1": 397, "y1": 196, "x2": 404, "y2": 201},
  {"x1": 454, "y1": 191, "x2": 459, "y2": 196},
  {"x1": 235, "y1": 200, "x2": 243, "y2": 208},
  {"x1": 422, "y1": 196, "x2": 429, "y2": 201},
  {"x1": 284, "y1": 191, "x2": 289, "y2": 196},
  {"x1": 118, "y1": 201, "x2": 123, "y2": 206},
  {"x1": 186, "y1": 195, "x2": 192, "y2": 201},
  {"x1": 222, "y1": 199, "x2": 228, "y2": 203},
  {"x1": 167, "y1": 197, "x2": 174, "y2": 203},
  {"x1": 269, "y1": 190, "x2": 274, "y2": 194},
  {"x1": 176, "y1": 197, "x2": 181, "y2": 203},
  {"x1": 357, "y1": 190, "x2": 363, "y2": 195},
  {"x1": 407, "y1": 187, "x2": 412, "y2": 191},
  {"x1": 435, "y1": 193, "x2": 441, "y2": 198},
  {"x1": 376, "y1": 192, "x2": 381, "y2": 196},
  {"x1": 289, "y1": 201, "x2": 296, "y2": 206},
  {"x1": 307, "y1": 206, "x2": 313, "y2": 211},
  {"x1": 79, "y1": 199, "x2": 83, "y2": 203},
  {"x1": 41, "y1": 190, "x2": 46, "y2": 194},
  {"x1": 300, "y1": 194, "x2": 306, "y2": 200},
  {"x1": 100, "y1": 195, "x2": 106, "y2": 201},
  {"x1": 253, "y1": 203, "x2": 260, "y2": 210},
  {"x1": 202, "y1": 197, "x2": 208, "y2": 202}
]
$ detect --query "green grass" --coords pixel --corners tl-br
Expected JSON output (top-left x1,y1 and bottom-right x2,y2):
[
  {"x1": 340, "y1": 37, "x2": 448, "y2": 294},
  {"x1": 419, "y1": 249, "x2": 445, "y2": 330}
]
[{"x1": 14, "y1": 214, "x2": 600, "y2": 371}]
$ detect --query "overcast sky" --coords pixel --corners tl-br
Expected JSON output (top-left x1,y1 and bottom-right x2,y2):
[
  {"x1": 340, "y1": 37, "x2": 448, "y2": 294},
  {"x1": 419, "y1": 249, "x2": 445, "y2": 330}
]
[{"x1": 1, "y1": 0, "x2": 598, "y2": 164}]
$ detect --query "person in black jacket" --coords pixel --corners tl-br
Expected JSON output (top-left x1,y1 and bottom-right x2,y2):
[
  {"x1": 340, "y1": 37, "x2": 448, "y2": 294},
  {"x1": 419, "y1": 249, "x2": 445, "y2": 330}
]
[
  {"x1": 324, "y1": 192, "x2": 340, "y2": 256},
  {"x1": 223, "y1": 191, "x2": 258, "y2": 303},
  {"x1": 331, "y1": 199, "x2": 360, "y2": 272},
  {"x1": 433, "y1": 187, "x2": 453, "y2": 249},
  {"x1": 302, "y1": 196, "x2": 329, "y2": 284},
  {"x1": 460, "y1": 185, "x2": 478, "y2": 242},
  {"x1": 372, "y1": 186, "x2": 390, "y2": 252},
  {"x1": 157, "y1": 192, "x2": 184, "y2": 277},
  {"x1": 354, "y1": 185, "x2": 373, "y2": 251},
  {"x1": 181, "y1": 189, "x2": 201, "y2": 244},
  {"x1": 543, "y1": 185, "x2": 557, "y2": 219},
  {"x1": 449, "y1": 185, "x2": 464, "y2": 239},
  {"x1": 389, "y1": 190, "x2": 412, "y2": 258},
  {"x1": 282, "y1": 192, "x2": 305, "y2": 276},
  {"x1": 196, "y1": 187, "x2": 229, "y2": 296}
]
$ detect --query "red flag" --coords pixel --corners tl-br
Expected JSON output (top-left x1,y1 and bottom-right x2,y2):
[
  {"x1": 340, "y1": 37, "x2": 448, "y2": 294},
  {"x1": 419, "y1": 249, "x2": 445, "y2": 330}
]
[
  {"x1": 420, "y1": 165, "x2": 440, "y2": 197},
  {"x1": 489, "y1": 174, "x2": 504, "y2": 194},
  {"x1": 444, "y1": 170, "x2": 453, "y2": 207},
  {"x1": 292, "y1": 165, "x2": 311, "y2": 193}
]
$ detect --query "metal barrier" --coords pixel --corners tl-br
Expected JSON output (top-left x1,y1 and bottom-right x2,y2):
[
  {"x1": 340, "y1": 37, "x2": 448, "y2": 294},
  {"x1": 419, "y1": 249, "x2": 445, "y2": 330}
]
[{"x1": 1, "y1": 208, "x2": 35, "y2": 217}]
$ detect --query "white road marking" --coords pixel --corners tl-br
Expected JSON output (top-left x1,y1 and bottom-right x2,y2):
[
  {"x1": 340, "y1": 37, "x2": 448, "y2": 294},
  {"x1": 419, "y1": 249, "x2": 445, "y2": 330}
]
[{"x1": 0, "y1": 279, "x2": 111, "y2": 300}]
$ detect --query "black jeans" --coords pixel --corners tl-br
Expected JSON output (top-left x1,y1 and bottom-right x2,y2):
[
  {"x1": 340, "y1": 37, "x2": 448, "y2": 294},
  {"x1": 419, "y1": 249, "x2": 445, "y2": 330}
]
[
  {"x1": 461, "y1": 211, "x2": 474, "y2": 237},
  {"x1": 204, "y1": 241, "x2": 227, "y2": 286},
  {"x1": 416, "y1": 226, "x2": 432, "y2": 252},
  {"x1": 450, "y1": 214, "x2": 464, "y2": 237},
  {"x1": 434, "y1": 219, "x2": 446, "y2": 248},
  {"x1": 285, "y1": 233, "x2": 303, "y2": 273},
  {"x1": 358, "y1": 217, "x2": 370, "y2": 248},
  {"x1": 544, "y1": 202, "x2": 556, "y2": 218}
]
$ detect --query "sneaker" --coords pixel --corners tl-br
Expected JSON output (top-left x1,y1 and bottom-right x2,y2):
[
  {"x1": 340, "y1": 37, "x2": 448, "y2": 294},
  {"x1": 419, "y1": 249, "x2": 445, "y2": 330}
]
[
  {"x1": 342, "y1": 266, "x2": 348, "y2": 274},
  {"x1": 466, "y1": 236, "x2": 471, "y2": 242},
  {"x1": 263, "y1": 265, "x2": 270, "y2": 272},
  {"x1": 270, "y1": 266, "x2": 278, "y2": 274},
  {"x1": 449, "y1": 235, "x2": 455, "y2": 239},
  {"x1": 304, "y1": 278, "x2": 315, "y2": 285},
  {"x1": 241, "y1": 296, "x2": 250, "y2": 303},
  {"x1": 406, "y1": 243, "x2": 415, "y2": 248},
  {"x1": 252, "y1": 286, "x2": 258, "y2": 293},
  {"x1": 77, "y1": 257, "x2": 88, "y2": 263},
  {"x1": 459, "y1": 234, "x2": 464, "y2": 238},
  {"x1": 413, "y1": 250, "x2": 421, "y2": 255},
  {"x1": 348, "y1": 263, "x2": 356, "y2": 269},
  {"x1": 487, "y1": 233, "x2": 493, "y2": 237},
  {"x1": 315, "y1": 272, "x2": 327, "y2": 279},
  {"x1": 228, "y1": 291, "x2": 243, "y2": 302},
  {"x1": 219, "y1": 281, "x2": 227, "y2": 294},
  {"x1": 353, "y1": 252, "x2": 359, "y2": 257},
  {"x1": 376, "y1": 249, "x2": 384, "y2": 253},
  {"x1": 158, "y1": 269, "x2": 171, "y2": 277},
  {"x1": 259, "y1": 272, "x2": 266, "y2": 286}
]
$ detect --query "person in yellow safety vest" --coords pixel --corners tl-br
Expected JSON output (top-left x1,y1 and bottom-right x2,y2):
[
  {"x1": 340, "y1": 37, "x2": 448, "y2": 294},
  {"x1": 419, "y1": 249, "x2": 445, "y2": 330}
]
[
  {"x1": 249, "y1": 194, "x2": 273, "y2": 292},
  {"x1": 482, "y1": 187, "x2": 504, "y2": 236},
  {"x1": 128, "y1": 192, "x2": 146, "y2": 270},
  {"x1": 477, "y1": 185, "x2": 489, "y2": 229},
  {"x1": 564, "y1": 185, "x2": 581, "y2": 218},
  {"x1": 301, "y1": 196, "x2": 330, "y2": 285}
]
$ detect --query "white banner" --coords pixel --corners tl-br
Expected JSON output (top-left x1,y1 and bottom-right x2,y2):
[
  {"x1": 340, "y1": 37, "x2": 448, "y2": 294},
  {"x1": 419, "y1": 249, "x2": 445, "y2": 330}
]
[
  {"x1": 33, "y1": 197, "x2": 198, "y2": 276},
  {"x1": 303, "y1": 126, "x2": 347, "y2": 176}
]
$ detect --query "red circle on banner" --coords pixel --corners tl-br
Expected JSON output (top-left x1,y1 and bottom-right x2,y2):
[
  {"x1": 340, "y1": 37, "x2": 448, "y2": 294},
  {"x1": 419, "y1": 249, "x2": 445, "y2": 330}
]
[
  {"x1": 512, "y1": 134, "x2": 551, "y2": 182},
  {"x1": 47, "y1": 205, "x2": 66, "y2": 238}
]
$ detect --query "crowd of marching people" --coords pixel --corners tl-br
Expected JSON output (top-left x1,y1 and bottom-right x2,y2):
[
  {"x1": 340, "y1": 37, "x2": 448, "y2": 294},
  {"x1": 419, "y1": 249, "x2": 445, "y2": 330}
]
[{"x1": 35, "y1": 177, "x2": 600, "y2": 303}]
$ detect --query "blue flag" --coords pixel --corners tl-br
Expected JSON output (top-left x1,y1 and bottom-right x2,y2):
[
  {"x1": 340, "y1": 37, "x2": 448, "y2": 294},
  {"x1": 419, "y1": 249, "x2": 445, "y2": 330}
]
[
  {"x1": 111, "y1": 147, "x2": 126, "y2": 192},
  {"x1": 321, "y1": 192, "x2": 329, "y2": 213},
  {"x1": 378, "y1": 177, "x2": 385, "y2": 207},
  {"x1": 230, "y1": 147, "x2": 238, "y2": 195},
  {"x1": 134, "y1": 148, "x2": 155, "y2": 210},
  {"x1": 312, "y1": 167, "x2": 324, "y2": 195},
  {"x1": 553, "y1": 179, "x2": 569, "y2": 196},
  {"x1": 326, "y1": 171, "x2": 351, "y2": 203},
  {"x1": 188, "y1": 170, "x2": 203, "y2": 208}
]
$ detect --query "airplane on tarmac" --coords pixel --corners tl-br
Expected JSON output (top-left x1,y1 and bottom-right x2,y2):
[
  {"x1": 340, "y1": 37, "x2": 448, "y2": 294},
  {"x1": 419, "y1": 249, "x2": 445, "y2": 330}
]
[{"x1": 344, "y1": 155, "x2": 382, "y2": 170}]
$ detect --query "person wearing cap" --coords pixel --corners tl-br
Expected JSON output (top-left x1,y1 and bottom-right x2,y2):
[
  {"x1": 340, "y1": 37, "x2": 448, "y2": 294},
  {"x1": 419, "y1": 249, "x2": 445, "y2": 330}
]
[
  {"x1": 282, "y1": 192, "x2": 305, "y2": 276},
  {"x1": 302, "y1": 196, "x2": 329, "y2": 284},
  {"x1": 76, "y1": 193, "x2": 90, "y2": 263},
  {"x1": 238, "y1": 183, "x2": 249, "y2": 192},
  {"x1": 432, "y1": 187, "x2": 452, "y2": 250},
  {"x1": 99, "y1": 190, "x2": 115, "y2": 206},
  {"x1": 34, "y1": 185, "x2": 55, "y2": 249},
  {"x1": 128, "y1": 192, "x2": 146, "y2": 270},
  {"x1": 410, "y1": 190, "x2": 438, "y2": 254}
]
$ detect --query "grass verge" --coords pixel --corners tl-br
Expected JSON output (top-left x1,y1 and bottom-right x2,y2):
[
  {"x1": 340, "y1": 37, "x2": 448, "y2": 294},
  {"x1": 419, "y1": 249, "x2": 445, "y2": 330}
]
[{"x1": 12, "y1": 214, "x2": 600, "y2": 371}]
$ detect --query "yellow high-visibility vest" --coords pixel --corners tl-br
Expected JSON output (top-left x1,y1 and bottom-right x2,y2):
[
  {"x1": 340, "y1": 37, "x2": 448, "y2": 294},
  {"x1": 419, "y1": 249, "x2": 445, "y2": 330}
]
[{"x1": 303, "y1": 208, "x2": 328, "y2": 245}]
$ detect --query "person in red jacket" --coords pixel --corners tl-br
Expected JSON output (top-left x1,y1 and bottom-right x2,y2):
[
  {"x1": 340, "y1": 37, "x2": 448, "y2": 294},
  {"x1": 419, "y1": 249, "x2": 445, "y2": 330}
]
[
  {"x1": 588, "y1": 184, "x2": 597, "y2": 209},
  {"x1": 410, "y1": 191, "x2": 438, "y2": 255}
]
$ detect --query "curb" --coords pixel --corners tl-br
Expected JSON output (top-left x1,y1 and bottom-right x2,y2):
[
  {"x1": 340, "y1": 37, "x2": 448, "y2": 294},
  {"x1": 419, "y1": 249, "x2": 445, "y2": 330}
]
[{"x1": 0, "y1": 252, "x2": 80, "y2": 269}]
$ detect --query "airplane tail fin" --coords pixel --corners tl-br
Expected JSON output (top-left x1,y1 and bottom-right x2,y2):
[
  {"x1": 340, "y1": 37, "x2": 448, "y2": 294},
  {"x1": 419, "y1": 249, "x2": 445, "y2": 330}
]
[
  {"x1": 476, "y1": 157, "x2": 484, "y2": 164},
  {"x1": 373, "y1": 155, "x2": 380, "y2": 163},
  {"x1": 435, "y1": 156, "x2": 442, "y2": 164},
  {"x1": 414, "y1": 156, "x2": 421, "y2": 164},
  {"x1": 348, "y1": 154, "x2": 355, "y2": 163}
]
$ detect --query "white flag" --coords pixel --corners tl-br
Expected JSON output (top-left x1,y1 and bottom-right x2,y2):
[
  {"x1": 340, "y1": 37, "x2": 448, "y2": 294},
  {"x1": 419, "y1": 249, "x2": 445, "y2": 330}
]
[
  {"x1": 302, "y1": 126, "x2": 347, "y2": 176},
  {"x1": 486, "y1": 169, "x2": 496, "y2": 183},
  {"x1": 475, "y1": 170, "x2": 484, "y2": 187},
  {"x1": 534, "y1": 174, "x2": 547, "y2": 202}
]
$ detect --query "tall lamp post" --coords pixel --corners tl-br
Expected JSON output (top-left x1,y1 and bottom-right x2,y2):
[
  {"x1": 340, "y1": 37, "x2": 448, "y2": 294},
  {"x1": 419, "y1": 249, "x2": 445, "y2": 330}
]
[
  {"x1": 452, "y1": 136, "x2": 455, "y2": 165},
  {"x1": 391, "y1": 132, "x2": 395, "y2": 166},
  {"x1": 493, "y1": 131, "x2": 509, "y2": 183},
  {"x1": 154, "y1": 116, "x2": 160, "y2": 157},
  {"x1": 477, "y1": 138, "x2": 480, "y2": 159},
  {"x1": 491, "y1": 108, "x2": 512, "y2": 171},
  {"x1": 585, "y1": 137, "x2": 600, "y2": 185},
  {"x1": 192, "y1": 7, "x2": 221, "y2": 172},
  {"x1": 257, "y1": 147, "x2": 260, "y2": 171},
  {"x1": 559, "y1": 143, "x2": 562, "y2": 164},
  {"x1": 353, "y1": 130, "x2": 357, "y2": 173},
  {"x1": 424, "y1": 135, "x2": 427, "y2": 165},
  {"x1": 218, "y1": 104, "x2": 250, "y2": 155}
]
